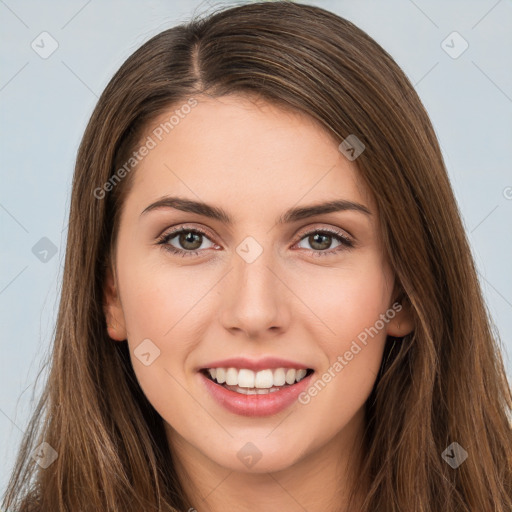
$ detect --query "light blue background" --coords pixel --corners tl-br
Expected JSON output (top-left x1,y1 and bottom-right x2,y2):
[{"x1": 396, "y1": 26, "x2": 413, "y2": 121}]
[{"x1": 1, "y1": 0, "x2": 511, "y2": 497}]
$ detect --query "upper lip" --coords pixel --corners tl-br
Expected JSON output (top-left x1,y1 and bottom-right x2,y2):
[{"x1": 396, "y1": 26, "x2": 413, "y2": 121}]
[{"x1": 200, "y1": 357, "x2": 313, "y2": 372}]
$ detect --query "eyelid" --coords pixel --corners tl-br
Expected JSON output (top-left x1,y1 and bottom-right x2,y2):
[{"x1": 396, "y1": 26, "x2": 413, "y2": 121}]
[
  {"x1": 157, "y1": 223, "x2": 214, "y2": 240},
  {"x1": 156, "y1": 223, "x2": 355, "y2": 257},
  {"x1": 294, "y1": 224, "x2": 353, "y2": 245},
  {"x1": 157, "y1": 223, "x2": 353, "y2": 243},
  {"x1": 155, "y1": 224, "x2": 218, "y2": 254}
]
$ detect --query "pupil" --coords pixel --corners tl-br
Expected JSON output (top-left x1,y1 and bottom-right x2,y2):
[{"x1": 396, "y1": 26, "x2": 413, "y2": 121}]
[
  {"x1": 311, "y1": 233, "x2": 330, "y2": 250},
  {"x1": 180, "y1": 232, "x2": 202, "y2": 250}
]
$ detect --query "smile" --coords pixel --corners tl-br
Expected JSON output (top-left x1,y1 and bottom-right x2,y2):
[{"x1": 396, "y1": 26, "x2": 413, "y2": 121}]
[
  {"x1": 203, "y1": 367, "x2": 312, "y2": 394},
  {"x1": 199, "y1": 360, "x2": 315, "y2": 416}
]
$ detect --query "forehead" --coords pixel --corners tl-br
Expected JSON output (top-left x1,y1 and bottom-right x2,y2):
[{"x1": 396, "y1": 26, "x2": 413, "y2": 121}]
[{"x1": 127, "y1": 94, "x2": 375, "y2": 217}]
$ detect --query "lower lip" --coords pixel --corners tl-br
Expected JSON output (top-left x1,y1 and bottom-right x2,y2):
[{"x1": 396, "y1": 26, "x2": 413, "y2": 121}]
[{"x1": 200, "y1": 371, "x2": 314, "y2": 417}]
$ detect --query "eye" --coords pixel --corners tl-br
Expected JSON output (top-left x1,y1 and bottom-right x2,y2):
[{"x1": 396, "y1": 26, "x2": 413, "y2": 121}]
[
  {"x1": 295, "y1": 229, "x2": 354, "y2": 257},
  {"x1": 156, "y1": 227, "x2": 217, "y2": 257},
  {"x1": 156, "y1": 226, "x2": 354, "y2": 258}
]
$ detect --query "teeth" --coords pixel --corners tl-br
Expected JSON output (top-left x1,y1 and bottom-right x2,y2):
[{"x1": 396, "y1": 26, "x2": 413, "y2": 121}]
[
  {"x1": 273, "y1": 368, "x2": 286, "y2": 386},
  {"x1": 296, "y1": 369, "x2": 307, "y2": 381},
  {"x1": 216, "y1": 368, "x2": 226, "y2": 384},
  {"x1": 226, "y1": 368, "x2": 238, "y2": 386},
  {"x1": 224, "y1": 385, "x2": 286, "y2": 395},
  {"x1": 238, "y1": 369, "x2": 255, "y2": 388},
  {"x1": 205, "y1": 367, "x2": 310, "y2": 388},
  {"x1": 255, "y1": 369, "x2": 273, "y2": 388}
]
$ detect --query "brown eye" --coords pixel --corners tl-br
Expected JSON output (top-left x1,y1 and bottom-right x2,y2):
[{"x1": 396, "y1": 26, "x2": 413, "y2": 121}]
[
  {"x1": 176, "y1": 231, "x2": 203, "y2": 250},
  {"x1": 157, "y1": 228, "x2": 216, "y2": 257},
  {"x1": 296, "y1": 229, "x2": 354, "y2": 256},
  {"x1": 308, "y1": 233, "x2": 333, "y2": 251}
]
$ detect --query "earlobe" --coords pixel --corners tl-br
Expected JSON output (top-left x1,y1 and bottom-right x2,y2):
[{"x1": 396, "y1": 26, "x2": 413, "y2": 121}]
[
  {"x1": 103, "y1": 266, "x2": 127, "y2": 341},
  {"x1": 386, "y1": 297, "x2": 415, "y2": 338}
]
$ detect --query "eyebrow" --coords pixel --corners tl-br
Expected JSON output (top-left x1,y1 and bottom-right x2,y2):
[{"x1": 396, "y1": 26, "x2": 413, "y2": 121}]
[{"x1": 140, "y1": 196, "x2": 371, "y2": 224}]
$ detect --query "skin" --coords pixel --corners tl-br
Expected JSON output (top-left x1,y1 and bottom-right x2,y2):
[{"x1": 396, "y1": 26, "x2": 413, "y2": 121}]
[{"x1": 104, "y1": 94, "x2": 414, "y2": 512}]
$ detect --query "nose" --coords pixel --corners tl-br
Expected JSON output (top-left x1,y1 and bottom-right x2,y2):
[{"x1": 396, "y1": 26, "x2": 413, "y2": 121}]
[{"x1": 219, "y1": 247, "x2": 291, "y2": 340}]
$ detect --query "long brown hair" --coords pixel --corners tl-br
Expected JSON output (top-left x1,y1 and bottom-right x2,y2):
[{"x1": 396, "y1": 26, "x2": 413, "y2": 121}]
[{"x1": 3, "y1": 1, "x2": 511, "y2": 510}]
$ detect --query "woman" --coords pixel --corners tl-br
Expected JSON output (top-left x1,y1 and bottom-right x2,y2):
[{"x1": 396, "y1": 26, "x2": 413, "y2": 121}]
[{"x1": 3, "y1": 1, "x2": 511, "y2": 511}]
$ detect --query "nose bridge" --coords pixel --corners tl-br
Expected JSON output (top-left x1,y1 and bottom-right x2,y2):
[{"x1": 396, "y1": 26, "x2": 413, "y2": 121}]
[{"x1": 219, "y1": 234, "x2": 290, "y2": 336}]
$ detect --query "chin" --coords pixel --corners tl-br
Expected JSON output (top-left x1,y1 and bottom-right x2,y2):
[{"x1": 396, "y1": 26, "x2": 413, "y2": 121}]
[{"x1": 207, "y1": 436, "x2": 310, "y2": 474}]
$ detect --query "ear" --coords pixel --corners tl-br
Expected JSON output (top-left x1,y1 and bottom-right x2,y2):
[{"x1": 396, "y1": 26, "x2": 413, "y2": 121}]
[
  {"x1": 386, "y1": 292, "x2": 415, "y2": 338},
  {"x1": 103, "y1": 266, "x2": 127, "y2": 341}
]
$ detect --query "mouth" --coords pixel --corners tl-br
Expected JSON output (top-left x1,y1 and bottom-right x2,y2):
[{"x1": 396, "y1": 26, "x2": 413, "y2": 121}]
[{"x1": 200, "y1": 367, "x2": 315, "y2": 395}]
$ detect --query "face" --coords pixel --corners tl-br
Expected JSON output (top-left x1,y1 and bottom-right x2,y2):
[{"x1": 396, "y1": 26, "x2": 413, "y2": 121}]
[{"x1": 104, "y1": 94, "x2": 413, "y2": 475}]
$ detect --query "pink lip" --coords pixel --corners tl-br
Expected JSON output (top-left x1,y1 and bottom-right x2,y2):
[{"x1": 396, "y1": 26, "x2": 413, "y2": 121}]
[
  {"x1": 199, "y1": 370, "x2": 314, "y2": 417},
  {"x1": 200, "y1": 356, "x2": 311, "y2": 372}
]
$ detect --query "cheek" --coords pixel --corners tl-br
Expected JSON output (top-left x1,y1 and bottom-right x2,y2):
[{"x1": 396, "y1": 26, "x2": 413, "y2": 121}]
[
  {"x1": 290, "y1": 255, "x2": 392, "y2": 346},
  {"x1": 116, "y1": 260, "x2": 206, "y2": 429},
  {"x1": 291, "y1": 259, "x2": 391, "y2": 420},
  {"x1": 118, "y1": 251, "x2": 210, "y2": 342}
]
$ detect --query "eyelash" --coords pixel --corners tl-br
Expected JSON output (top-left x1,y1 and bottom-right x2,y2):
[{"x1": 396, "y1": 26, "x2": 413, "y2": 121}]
[{"x1": 156, "y1": 225, "x2": 354, "y2": 259}]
